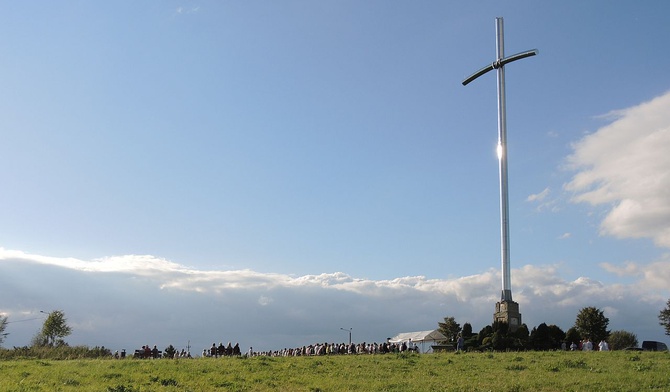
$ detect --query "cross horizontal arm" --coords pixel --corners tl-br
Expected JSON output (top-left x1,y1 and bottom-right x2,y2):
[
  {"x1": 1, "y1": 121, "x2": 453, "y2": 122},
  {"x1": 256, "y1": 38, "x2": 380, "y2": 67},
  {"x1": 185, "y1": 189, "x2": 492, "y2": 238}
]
[
  {"x1": 462, "y1": 49, "x2": 538, "y2": 86},
  {"x1": 462, "y1": 64, "x2": 495, "y2": 86},
  {"x1": 498, "y1": 49, "x2": 538, "y2": 68}
]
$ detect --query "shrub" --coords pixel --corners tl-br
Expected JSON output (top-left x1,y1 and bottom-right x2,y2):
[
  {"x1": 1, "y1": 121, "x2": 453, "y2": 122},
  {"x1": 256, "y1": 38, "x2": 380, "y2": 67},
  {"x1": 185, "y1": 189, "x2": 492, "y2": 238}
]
[
  {"x1": 608, "y1": 330, "x2": 638, "y2": 350},
  {"x1": 0, "y1": 345, "x2": 112, "y2": 360}
]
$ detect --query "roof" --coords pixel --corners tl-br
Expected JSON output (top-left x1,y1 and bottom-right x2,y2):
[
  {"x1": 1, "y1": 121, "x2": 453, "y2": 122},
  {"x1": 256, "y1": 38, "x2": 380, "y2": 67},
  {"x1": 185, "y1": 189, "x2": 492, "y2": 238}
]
[{"x1": 389, "y1": 329, "x2": 447, "y2": 343}]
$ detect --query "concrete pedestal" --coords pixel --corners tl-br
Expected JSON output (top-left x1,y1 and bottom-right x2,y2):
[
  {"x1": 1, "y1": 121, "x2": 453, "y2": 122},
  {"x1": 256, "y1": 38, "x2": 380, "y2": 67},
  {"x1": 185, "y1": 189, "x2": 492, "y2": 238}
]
[{"x1": 494, "y1": 300, "x2": 521, "y2": 332}]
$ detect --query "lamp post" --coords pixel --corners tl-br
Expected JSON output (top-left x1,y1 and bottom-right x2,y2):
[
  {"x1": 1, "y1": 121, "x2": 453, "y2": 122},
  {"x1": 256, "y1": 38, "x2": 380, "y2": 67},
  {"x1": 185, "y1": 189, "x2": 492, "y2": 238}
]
[{"x1": 340, "y1": 328, "x2": 352, "y2": 345}]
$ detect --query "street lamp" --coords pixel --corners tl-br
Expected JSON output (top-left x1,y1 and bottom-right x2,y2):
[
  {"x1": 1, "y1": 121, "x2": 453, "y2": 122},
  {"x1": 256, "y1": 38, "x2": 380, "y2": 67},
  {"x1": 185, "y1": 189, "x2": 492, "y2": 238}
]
[{"x1": 340, "y1": 328, "x2": 352, "y2": 345}]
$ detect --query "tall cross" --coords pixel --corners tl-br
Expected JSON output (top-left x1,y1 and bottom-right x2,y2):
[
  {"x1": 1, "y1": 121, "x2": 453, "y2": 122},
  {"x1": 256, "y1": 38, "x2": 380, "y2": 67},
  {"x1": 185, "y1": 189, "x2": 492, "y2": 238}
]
[{"x1": 462, "y1": 17, "x2": 537, "y2": 302}]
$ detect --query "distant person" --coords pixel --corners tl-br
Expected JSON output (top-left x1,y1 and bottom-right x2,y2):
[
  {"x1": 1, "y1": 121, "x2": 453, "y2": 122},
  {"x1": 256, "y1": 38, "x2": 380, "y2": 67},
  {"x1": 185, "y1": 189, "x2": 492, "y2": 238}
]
[
  {"x1": 456, "y1": 335, "x2": 464, "y2": 352},
  {"x1": 598, "y1": 340, "x2": 609, "y2": 351},
  {"x1": 407, "y1": 339, "x2": 416, "y2": 353},
  {"x1": 582, "y1": 339, "x2": 593, "y2": 351}
]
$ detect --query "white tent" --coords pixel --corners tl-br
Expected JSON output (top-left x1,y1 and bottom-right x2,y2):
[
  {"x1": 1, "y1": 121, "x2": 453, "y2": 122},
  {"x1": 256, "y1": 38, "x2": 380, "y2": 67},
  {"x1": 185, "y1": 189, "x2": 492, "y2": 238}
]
[{"x1": 389, "y1": 329, "x2": 447, "y2": 353}]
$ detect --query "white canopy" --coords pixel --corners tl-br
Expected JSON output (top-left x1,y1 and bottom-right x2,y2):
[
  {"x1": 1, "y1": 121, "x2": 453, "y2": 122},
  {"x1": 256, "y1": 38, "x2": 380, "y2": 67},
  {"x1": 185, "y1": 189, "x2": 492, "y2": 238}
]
[
  {"x1": 389, "y1": 329, "x2": 447, "y2": 353},
  {"x1": 389, "y1": 329, "x2": 447, "y2": 351}
]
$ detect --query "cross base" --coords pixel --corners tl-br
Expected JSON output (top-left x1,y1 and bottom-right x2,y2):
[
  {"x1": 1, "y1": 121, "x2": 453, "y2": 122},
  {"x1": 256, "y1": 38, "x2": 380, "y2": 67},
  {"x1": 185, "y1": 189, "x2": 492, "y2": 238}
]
[{"x1": 494, "y1": 300, "x2": 521, "y2": 332}]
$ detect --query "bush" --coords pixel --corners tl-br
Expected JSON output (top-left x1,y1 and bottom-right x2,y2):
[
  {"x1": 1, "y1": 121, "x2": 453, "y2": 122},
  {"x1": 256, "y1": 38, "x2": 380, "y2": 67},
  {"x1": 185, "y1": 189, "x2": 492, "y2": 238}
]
[
  {"x1": 0, "y1": 345, "x2": 112, "y2": 360},
  {"x1": 608, "y1": 330, "x2": 638, "y2": 350}
]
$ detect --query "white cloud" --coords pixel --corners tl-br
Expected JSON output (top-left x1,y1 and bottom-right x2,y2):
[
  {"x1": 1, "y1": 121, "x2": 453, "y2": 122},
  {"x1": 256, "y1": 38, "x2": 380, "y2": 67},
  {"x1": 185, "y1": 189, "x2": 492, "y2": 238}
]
[
  {"x1": 176, "y1": 5, "x2": 200, "y2": 15},
  {"x1": 526, "y1": 187, "x2": 559, "y2": 212},
  {"x1": 565, "y1": 91, "x2": 670, "y2": 247},
  {"x1": 600, "y1": 255, "x2": 670, "y2": 292},
  {"x1": 0, "y1": 248, "x2": 668, "y2": 353},
  {"x1": 600, "y1": 261, "x2": 640, "y2": 277},
  {"x1": 527, "y1": 187, "x2": 550, "y2": 202},
  {"x1": 558, "y1": 233, "x2": 572, "y2": 240}
]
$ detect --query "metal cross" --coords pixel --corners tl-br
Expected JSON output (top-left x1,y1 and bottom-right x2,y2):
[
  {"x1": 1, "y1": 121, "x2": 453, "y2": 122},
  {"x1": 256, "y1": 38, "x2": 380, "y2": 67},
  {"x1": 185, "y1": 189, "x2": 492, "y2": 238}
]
[{"x1": 462, "y1": 17, "x2": 538, "y2": 302}]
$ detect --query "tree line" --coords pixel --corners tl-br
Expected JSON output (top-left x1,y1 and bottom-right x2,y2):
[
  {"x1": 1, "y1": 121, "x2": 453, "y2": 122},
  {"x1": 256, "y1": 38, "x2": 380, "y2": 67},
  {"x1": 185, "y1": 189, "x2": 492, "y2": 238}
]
[
  {"x1": 438, "y1": 301, "x2": 670, "y2": 351},
  {"x1": 0, "y1": 310, "x2": 108, "y2": 360},
  {"x1": 2, "y1": 299, "x2": 670, "y2": 358}
]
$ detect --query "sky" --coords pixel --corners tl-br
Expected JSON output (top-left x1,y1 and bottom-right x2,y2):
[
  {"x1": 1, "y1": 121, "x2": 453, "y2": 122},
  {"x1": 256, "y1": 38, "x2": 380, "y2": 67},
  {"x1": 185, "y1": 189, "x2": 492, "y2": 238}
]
[{"x1": 1, "y1": 1, "x2": 670, "y2": 354}]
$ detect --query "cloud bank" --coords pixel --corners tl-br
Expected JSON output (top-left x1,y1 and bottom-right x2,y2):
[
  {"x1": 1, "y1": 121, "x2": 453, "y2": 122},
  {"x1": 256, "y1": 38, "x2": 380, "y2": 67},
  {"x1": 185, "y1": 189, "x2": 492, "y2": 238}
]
[
  {"x1": 1, "y1": 248, "x2": 668, "y2": 353},
  {"x1": 566, "y1": 90, "x2": 670, "y2": 247}
]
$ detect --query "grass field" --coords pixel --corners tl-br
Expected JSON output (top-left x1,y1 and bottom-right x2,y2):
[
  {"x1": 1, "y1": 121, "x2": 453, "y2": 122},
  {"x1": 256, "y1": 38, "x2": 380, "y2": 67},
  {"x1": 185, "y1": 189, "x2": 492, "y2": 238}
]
[{"x1": 1, "y1": 351, "x2": 669, "y2": 391}]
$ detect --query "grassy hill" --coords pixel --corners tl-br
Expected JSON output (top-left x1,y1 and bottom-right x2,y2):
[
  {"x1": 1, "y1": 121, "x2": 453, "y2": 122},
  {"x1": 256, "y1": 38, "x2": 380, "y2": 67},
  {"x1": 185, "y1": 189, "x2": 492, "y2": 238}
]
[{"x1": 1, "y1": 351, "x2": 668, "y2": 391}]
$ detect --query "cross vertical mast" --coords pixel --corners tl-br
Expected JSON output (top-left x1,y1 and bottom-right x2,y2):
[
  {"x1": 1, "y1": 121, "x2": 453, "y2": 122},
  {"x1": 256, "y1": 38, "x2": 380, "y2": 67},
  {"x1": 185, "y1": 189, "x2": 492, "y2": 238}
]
[
  {"x1": 462, "y1": 17, "x2": 537, "y2": 329},
  {"x1": 495, "y1": 17, "x2": 513, "y2": 302}
]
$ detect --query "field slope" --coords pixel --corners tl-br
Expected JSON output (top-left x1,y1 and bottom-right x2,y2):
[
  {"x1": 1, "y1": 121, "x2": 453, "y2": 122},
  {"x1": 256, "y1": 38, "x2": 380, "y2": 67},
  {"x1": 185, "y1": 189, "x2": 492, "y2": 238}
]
[{"x1": 1, "y1": 351, "x2": 668, "y2": 391}]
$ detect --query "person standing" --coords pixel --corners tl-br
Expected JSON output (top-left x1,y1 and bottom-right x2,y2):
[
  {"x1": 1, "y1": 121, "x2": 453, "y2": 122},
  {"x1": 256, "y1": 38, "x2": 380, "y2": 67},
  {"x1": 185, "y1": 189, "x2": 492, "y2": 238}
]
[
  {"x1": 582, "y1": 339, "x2": 593, "y2": 351},
  {"x1": 598, "y1": 340, "x2": 609, "y2": 351}
]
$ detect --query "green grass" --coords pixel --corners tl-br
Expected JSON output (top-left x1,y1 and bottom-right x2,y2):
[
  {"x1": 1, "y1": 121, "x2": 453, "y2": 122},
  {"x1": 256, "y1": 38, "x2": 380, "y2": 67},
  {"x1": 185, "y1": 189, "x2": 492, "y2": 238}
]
[{"x1": 1, "y1": 351, "x2": 669, "y2": 391}]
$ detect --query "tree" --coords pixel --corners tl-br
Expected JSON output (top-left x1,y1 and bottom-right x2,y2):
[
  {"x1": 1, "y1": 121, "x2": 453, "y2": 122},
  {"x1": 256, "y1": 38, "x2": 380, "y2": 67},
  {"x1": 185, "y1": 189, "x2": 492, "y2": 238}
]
[
  {"x1": 513, "y1": 323, "x2": 530, "y2": 350},
  {"x1": 0, "y1": 315, "x2": 8, "y2": 346},
  {"x1": 479, "y1": 321, "x2": 524, "y2": 351},
  {"x1": 461, "y1": 322, "x2": 473, "y2": 338},
  {"x1": 31, "y1": 332, "x2": 49, "y2": 347},
  {"x1": 492, "y1": 320, "x2": 509, "y2": 334},
  {"x1": 459, "y1": 322, "x2": 476, "y2": 349},
  {"x1": 528, "y1": 323, "x2": 564, "y2": 351},
  {"x1": 40, "y1": 310, "x2": 72, "y2": 347},
  {"x1": 547, "y1": 324, "x2": 566, "y2": 349},
  {"x1": 438, "y1": 316, "x2": 461, "y2": 342},
  {"x1": 491, "y1": 330, "x2": 511, "y2": 351},
  {"x1": 530, "y1": 323, "x2": 551, "y2": 350},
  {"x1": 608, "y1": 330, "x2": 638, "y2": 350},
  {"x1": 165, "y1": 344, "x2": 176, "y2": 359},
  {"x1": 574, "y1": 306, "x2": 610, "y2": 344},
  {"x1": 565, "y1": 327, "x2": 581, "y2": 346},
  {"x1": 489, "y1": 321, "x2": 527, "y2": 351},
  {"x1": 659, "y1": 298, "x2": 670, "y2": 336},
  {"x1": 478, "y1": 325, "x2": 493, "y2": 346}
]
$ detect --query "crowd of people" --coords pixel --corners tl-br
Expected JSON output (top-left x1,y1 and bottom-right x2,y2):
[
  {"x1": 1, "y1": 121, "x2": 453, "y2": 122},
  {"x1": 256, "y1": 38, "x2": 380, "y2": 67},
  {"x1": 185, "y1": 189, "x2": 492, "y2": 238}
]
[
  {"x1": 120, "y1": 337, "x2": 450, "y2": 359},
  {"x1": 118, "y1": 337, "x2": 615, "y2": 359},
  {"x1": 246, "y1": 340, "x2": 419, "y2": 357},
  {"x1": 119, "y1": 344, "x2": 193, "y2": 359},
  {"x1": 115, "y1": 339, "x2": 422, "y2": 360},
  {"x1": 567, "y1": 339, "x2": 609, "y2": 351},
  {"x1": 202, "y1": 342, "x2": 242, "y2": 357}
]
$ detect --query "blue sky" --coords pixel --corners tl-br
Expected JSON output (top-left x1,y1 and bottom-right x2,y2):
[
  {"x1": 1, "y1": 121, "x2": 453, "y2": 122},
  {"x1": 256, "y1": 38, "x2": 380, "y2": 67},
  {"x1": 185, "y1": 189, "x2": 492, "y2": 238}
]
[{"x1": 2, "y1": 1, "x2": 670, "y2": 353}]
